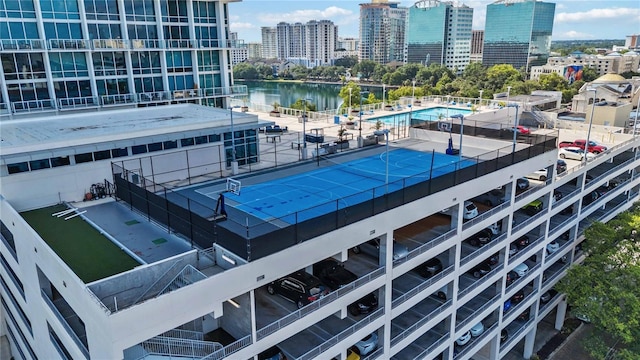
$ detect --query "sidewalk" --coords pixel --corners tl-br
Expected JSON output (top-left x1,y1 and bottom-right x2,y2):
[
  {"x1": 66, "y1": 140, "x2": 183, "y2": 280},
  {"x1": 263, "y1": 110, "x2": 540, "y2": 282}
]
[{"x1": 548, "y1": 323, "x2": 595, "y2": 360}]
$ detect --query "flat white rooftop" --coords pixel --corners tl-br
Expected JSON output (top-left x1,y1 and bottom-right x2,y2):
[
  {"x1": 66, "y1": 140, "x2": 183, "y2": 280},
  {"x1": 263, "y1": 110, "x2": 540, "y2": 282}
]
[{"x1": 0, "y1": 104, "x2": 260, "y2": 155}]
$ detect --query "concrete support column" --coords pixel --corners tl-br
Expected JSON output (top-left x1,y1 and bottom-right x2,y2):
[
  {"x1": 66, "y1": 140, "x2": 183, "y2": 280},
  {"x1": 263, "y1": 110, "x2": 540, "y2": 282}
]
[
  {"x1": 523, "y1": 325, "x2": 537, "y2": 359},
  {"x1": 489, "y1": 334, "x2": 500, "y2": 360},
  {"x1": 555, "y1": 299, "x2": 568, "y2": 330}
]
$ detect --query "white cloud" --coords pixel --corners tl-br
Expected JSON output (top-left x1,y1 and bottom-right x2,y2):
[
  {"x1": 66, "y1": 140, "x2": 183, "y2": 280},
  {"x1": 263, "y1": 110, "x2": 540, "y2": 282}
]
[
  {"x1": 257, "y1": 6, "x2": 354, "y2": 25},
  {"x1": 557, "y1": 30, "x2": 595, "y2": 40},
  {"x1": 230, "y1": 22, "x2": 256, "y2": 30},
  {"x1": 556, "y1": 7, "x2": 640, "y2": 23}
]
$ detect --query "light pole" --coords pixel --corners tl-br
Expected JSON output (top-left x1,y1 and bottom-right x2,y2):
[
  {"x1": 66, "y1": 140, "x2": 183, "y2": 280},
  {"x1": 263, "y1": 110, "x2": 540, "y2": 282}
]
[
  {"x1": 374, "y1": 129, "x2": 390, "y2": 193},
  {"x1": 478, "y1": 89, "x2": 484, "y2": 109},
  {"x1": 634, "y1": 93, "x2": 640, "y2": 137},
  {"x1": 302, "y1": 98, "x2": 311, "y2": 160},
  {"x1": 229, "y1": 105, "x2": 241, "y2": 175},
  {"x1": 510, "y1": 103, "x2": 519, "y2": 153},
  {"x1": 348, "y1": 87, "x2": 352, "y2": 115},
  {"x1": 412, "y1": 79, "x2": 416, "y2": 105},
  {"x1": 506, "y1": 85, "x2": 512, "y2": 126},
  {"x1": 584, "y1": 88, "x2": 597, "y2": 164},
  {"x1": 382, "y1": 84, "x2": 386, "y2": 109}
]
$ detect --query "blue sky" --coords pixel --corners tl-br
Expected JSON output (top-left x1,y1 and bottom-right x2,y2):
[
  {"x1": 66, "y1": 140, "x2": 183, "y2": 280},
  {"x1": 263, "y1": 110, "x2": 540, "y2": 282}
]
[{"x1": 229, "y1": 0, "x2": 640, "y2": 43}]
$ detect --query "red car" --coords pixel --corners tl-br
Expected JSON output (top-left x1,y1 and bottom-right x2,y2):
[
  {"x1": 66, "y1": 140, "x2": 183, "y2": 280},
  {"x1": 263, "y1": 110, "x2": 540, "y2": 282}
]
[{"x1": 505, "y1": 125, "x2": 530, "y2": 135}]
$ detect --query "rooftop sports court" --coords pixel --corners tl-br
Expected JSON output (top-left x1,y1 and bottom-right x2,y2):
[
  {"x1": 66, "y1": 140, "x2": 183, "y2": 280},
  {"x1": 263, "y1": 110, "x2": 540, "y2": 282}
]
[{"x1": 192, "y1": 148, "x2": 476, "y2": 224}]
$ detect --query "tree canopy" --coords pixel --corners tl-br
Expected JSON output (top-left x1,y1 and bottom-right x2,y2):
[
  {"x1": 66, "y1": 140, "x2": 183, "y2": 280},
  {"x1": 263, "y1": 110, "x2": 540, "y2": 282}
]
[{"x1": 556, "y1": 202, "x2": 640, "y2": 360}]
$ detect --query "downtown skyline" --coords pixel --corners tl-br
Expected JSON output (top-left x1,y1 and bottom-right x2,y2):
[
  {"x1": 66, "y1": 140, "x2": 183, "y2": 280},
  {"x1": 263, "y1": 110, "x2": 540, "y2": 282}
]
[{"x1": 229, "y1": 0, "x2": 640, "y2": 43}]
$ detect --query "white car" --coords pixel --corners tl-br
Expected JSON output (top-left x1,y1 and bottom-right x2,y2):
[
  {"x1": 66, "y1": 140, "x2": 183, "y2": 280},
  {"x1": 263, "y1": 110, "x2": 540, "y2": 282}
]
[
  {"x1": 353, "y1": 332, "x2": 378, "y2": 356},
  {"x1": 463, "y1": 201, "x2": 479, "y2": 220},
  {"x1": 470, "y1": 321, "x2": 485, "y2": 337},
  {"x1": 559, "y1": 147, "x2": 596, "y2": 161},
  {"x1": 546, "y1": 241, "x2": 560, "y2": 254},
  {"x1": 456, "y1": 330, "x2": 472, "y2": 346},
  {"x1": 513, "y1": 263, "x2": 529, "y2": 277},
  {"x1": 525, "y1": 169, "x2": 548, "y2": 181}
]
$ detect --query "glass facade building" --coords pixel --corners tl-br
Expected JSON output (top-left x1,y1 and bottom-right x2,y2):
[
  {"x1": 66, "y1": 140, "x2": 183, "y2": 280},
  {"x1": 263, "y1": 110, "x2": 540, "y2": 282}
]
[
  {"x1": 482, "y1": 0, "x2": 555, "y2": 70},
  {"x1": 359, "y1": 1, "x2": 407, "y2": 65},
  {"x1": 406, "y1": 0, "x2": 472, "y2": 73},
  {"x1": 0, "y1": 0, "x2": 246, "y2": 115}
]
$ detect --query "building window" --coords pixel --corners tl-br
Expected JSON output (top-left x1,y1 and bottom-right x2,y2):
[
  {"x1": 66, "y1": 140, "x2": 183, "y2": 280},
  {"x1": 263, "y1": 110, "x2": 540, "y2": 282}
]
[
  {"x1": 93, "y1": 51, "x2": 127, "y2": 76},
  {"x1": 53, "y1": 80, "x2": 91, "y2": 100},
  {"x1": 147, "y1": 142, "x2": 162, "y2": 152},
  {"x1": 131, "y1": 51, "x2": 161, "y2": 74},
  {"x1": 208, "y1": 134, "x2": 221, "y2": 142},
  {"x1": 195, "y1": 135, "x2": 208, "y2": 145},
  {"x1": 0, "y1": 0, "x2": 36, "y2": 18},
  {"x1": 43, "y1": 21, "x2": 83, "y2": 40},
  {"x1": 49, "y1": 323, "x2": 72, "y2": 360},
  {"x1": 0, "y1": 220, "x2": 16, "y2": 256},
  {"x1": 111, "y1": 148, "x2": 128, "y2": 158},
  {"x1": 51, "y1": 156, "x2": 71, "y2": 167},
  {"x1": 161, "y1": 0, "x2": 188, "y2": 22},
  {"x1": 93, "y1": 150, "x2": 111, "y2": 161},
  {"x1": 87, "y1": 23, "x2": 122, "y2": 41},
  {"x1": 40, "y1": 0, "x2": 80, "y2": 19},
  {"x1": 96, "y1": 78, "x2": 129, "y2": 96},
  {"x1": 7, "y1": 162, "x2": 29, "y2": 174},
  {"x1": 134, "y1": 76, "x2": 163, "y2": 93},
  {"x1": 193, "y1": 1, "x2": 216, "y2": 23},
  {"x1": 127, "y1": 24, "x2": 158, "y2": 40},
  {"x1": 163, "y1": 140, "x2": 178, "y2": 149},
  {"x1": 29, "y1": 159, "x2": 51, "y2": 171},
  {"x1": 131, "y1": 144, "x2": 147, "y2": 154},
  {"x1": 84, "y1": 0, "x2": 119, "y2": 21},
  {"x1": 124, "y1": 0, "x2": 155, "y2": 22},
  {"x1": 74, "y1": 153, "x2": 93, "y2": 163},
  {"x1": 168, "y1": 75, "x2": 194, "y2": 91},
  {"x1": 1, "y1": 53, "x2": 46, "y2": 80},
  {"x1": 181, "y1": 138, "x2": 195, "y2": 147}
]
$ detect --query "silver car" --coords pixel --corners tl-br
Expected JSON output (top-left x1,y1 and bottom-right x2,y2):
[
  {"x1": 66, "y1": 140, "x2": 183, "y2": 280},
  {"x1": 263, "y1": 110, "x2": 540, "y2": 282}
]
[{"x1": 352, "y1": 238, "x2": 409, "y2": 261}]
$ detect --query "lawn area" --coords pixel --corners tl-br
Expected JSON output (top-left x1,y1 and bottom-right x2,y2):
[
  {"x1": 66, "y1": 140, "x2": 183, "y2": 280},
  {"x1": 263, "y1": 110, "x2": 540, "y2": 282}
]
[{"x1": 21, "y1": 204, "x2": 140, "y2": 283}]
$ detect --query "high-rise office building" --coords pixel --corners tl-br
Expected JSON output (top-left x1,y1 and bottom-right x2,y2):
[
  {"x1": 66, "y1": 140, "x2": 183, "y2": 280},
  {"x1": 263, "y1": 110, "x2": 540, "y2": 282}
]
[
  {"x1": 359, "y1": 0, "x2": 408, "y2": 64},
  {"x1": 483, "y1": 0, "x2": 555, "y2": 70},
  {"x1": 470, "y1": 30, "x2": 485, "y2": 63},
  {"x1": 405, "y1": 0, "x2": 473, "y2": 73},
  {"x1": 261, "y1": 27, "x2": 278, "y2": 59},
  {"x1": 0, "y1": 0, "x2": 245, "y2": 113}
]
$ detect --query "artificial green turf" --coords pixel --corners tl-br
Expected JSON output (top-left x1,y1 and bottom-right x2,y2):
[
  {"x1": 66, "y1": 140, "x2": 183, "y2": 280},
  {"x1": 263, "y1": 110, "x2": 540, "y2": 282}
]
[
  {"x1": 152, "y1": 238, "x2": 167, "y2": 245},
  {"x1": 21, "y1": 204, "x2": 140, "y2": 283},
  {"x1": 125, "y1": 219, "x2": 140, "y2": 226}
]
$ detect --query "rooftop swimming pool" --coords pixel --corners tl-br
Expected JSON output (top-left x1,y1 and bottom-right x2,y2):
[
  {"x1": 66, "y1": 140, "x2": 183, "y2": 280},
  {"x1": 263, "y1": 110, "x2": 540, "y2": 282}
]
[{"x1": 367, "y1": 106, "x2": 473, "y2": 125}]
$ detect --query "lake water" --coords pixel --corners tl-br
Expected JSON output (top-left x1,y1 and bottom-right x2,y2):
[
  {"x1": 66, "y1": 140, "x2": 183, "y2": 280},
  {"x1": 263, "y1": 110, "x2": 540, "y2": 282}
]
[{"x1": 238, "y1": 81, "x2": 383, "y2": 111}]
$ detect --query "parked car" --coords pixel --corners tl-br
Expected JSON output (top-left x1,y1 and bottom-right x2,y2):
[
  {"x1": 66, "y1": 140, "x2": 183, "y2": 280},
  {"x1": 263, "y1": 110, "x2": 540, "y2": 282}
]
[
  {"x1": 466, "y1": 228, "x2": 493, "y2": 247},
  {"x1": 526, "y1": 169, "x2": 548, "y2": 181},
  {"x1": 346, "y1": 349, "x2": 360, "y2": 360},
  {"x1": 514, "y1": 235, "x2": 530, "y2": 250},
  {"x1": 470, "y1": 321, "x2": 485, "y2": 337},
  {"x1": 517, "y1": 308, "x2": 531, "y2": 321},
  {"x1": 521, "y1": 199, "x2": 543, "y2": 215},
  {"x1": 352, "y1": 238, "x2": 409, "y2": 261},
  {"x1": 468, "y1": 260, "x2": 492, "y2": 278},
  {"x1": 313, "y1": 259, "x2": 378, "y2": 315},
  {"x1": 258, "y1": 346, "x2": 286, "y2": 360},
  {"x1": 503, "y1": 299, "x2": 512, "y2": 312},
  {"x1": 546, "y1": 241, "x2": 560, "y2": 254},
  {"x1": 413, "y1": 257, "x2": 443, "y2": 278},
  {"x1": 582, "y1": 190, "x2": 600, "y2": 206},
  {"x1": 553, "y1": 190, "x2": 563, "y2": 202},
  {"x1": 512, "y1": 263, "x2": 529, "y2": 277},
  {"x1": 556, "y1": 159, "x2": 567, "y2": 174},
  {"x1": 267, "y1": 271, "x2": 329, "y2": 309},
  {"x1": 505, "y1": 125, "x2": 530, "y2": 135},
  {"x1": 435, "y1": 285, "x2": 447, "y2": 300},
  {"x1": 463, "y1": 201, "x2": 479, "y2": 220},
  {"x1": 351, "y1": 332, "x2": 378, "y2": 356},
  {"x1": 516, "y1": 177, "x2": 530, "y2": 190},
  {"x1": 559, "y1": 147, "x2": 596, "y2": 161},
  {"x1": 456, "y1": 330, "x2": 472, "y2": 346},
  {"x1": 500, "y1": 329, "x2": 509, "y2": 343},
  {"x1": 511, "y1": 289, "x2": 525, "y2": 304},
  {"x1": 472, "y1": 188, "x2": 508, "y2": 207},
  {"x1": 508, "y1": 243, "x2": 519, "y2": 257},
  {"x1": 540, "y1": 289, "x2": 558, "y2": 304}
]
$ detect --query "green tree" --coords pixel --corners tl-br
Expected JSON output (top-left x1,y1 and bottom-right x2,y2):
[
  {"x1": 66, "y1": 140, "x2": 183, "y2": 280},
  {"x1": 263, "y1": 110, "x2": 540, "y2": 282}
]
[
  {"x1": 353, "y1": 60, "x2": 378, "y2": 80},
  {"x1": 233, "y1": 62, "x2": 258, "y2": 80},
  {"x1": 289, "y1": 99, "x2": 317, "y2": 111},
  {"x1": 338, "y1": 82, "x2": 363, "y2": 112},
  {"x1": 581, "y1": 67, "x2": 599, "y2": 82},
  {"x1": 486, "y1": 64, "x2": 521, "y2": 91},
  {"x1": 556, "y1": 203, "x2": 640, "y2": 360},
  {"x1": 334, "y1": 56, "x2": 358, "y2": 68},
  {"x1": 539, "y1": 73, "x2": 568, "y2": 91}
]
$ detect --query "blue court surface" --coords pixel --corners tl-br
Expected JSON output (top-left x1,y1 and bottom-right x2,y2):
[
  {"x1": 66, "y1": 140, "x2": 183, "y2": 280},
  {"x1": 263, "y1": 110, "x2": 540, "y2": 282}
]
[
  {"x1": 196, "y1": 149, "x2": 476, "y2": 224},
  {"x1": 369, "y1": 107, "x2": 473, "y2": 125}
]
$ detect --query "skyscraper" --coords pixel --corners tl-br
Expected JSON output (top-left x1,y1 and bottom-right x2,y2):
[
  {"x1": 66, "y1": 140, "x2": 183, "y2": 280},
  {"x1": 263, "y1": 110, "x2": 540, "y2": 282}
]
[
  {"x1": 0, "y1": 0, "x2": 243, "y2": 112},
  {"x1": 305, "y1": 20, "x2": 338, "y2": 66},
  {"x1": 482, "y1": 0, "x2": 555, "y2": 70},
  {"x1": 359, "y1": 0, "x2": 408, "y2": 64},
  {"x1": 261, "y1": 27, "x2": 278, "y2": 59},
  {"x1": 405, "y1": 0, "x2": 473, "y2": 73}
]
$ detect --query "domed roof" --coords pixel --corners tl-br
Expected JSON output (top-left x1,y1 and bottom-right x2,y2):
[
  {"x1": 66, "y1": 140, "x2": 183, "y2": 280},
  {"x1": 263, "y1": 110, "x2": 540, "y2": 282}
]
[{"x1": 593, "y1": 74, "x2": 626, "y2": 83}]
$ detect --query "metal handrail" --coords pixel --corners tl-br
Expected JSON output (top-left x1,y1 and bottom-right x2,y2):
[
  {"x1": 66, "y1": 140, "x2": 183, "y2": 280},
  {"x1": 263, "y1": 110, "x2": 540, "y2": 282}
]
[
  {"x1": 394, "y1": 229, "x2": 457, "y2": 266},
  {"x1": 514, "y1": 183, "x2": 546, "y2": 203},
  {"x1": 511, "y1": 210, "x2": 547, "y2": 233},
  {"x1": 552, "y1": 187, "x2": 581, "y2": 208},
  {"x1": 201, "y1": 334, "x2": 252, "y2": 360},
  {"x1": 462, "y1": 201, "x2": 510, "y2": 230},
  {"x1": 460, "y1": 233, "x2": 507, "y2": 267},
  {"x1": 58, "y1": 96, "x2": 99, "y2": 109},
  {"x1": 545, "y1": 241, "x2": 572, "y2": 264},
  {"x1": 548, "y1": 215, "x2": 578, "y2": 237},
  {"x1": 509, "y1": 235, "x2": 544, "y2": 263},
  {"x1": 456, "y1": 294, "x2": 500, "y2": 329},
  {"x1": 41, "y1": 290, "x2": 90, "y2": 359},
  {"x1": 454, "y1": 322, "x2": 499, "y2": 359},
  {"x1": 500, "y1": 319, "x2": 535, "y2": 351},
  {"x1": 413, "y1": 333, "x2": 449, "y2": 360},
  {"x1": 297, "y1": 308, "x2": 385, "y2": 360},
  {"x1": 506, "y1": 263, "x2": 541, "y2": 291},
  {"x1": 458, "y1": 263, "x2": 504, "y2": 299},
  {"x1": 391, "y1": 300, "x2": 452, "y2": 347},
  {"x1": 392, "y1": 266, "x2": 454, "y2": 308},
  {"x1": 256, "y1": 267, "x2": 385, "y2": 340},
  {"x1": 503, "y1": 290, "x2": 538, "y2": 322},
  {"x1": 542, "y1": 263, "x2": 570, "y2": 287},
  {"x1": 140, "y1": 336, "x2": 222, "y2": 358}
]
